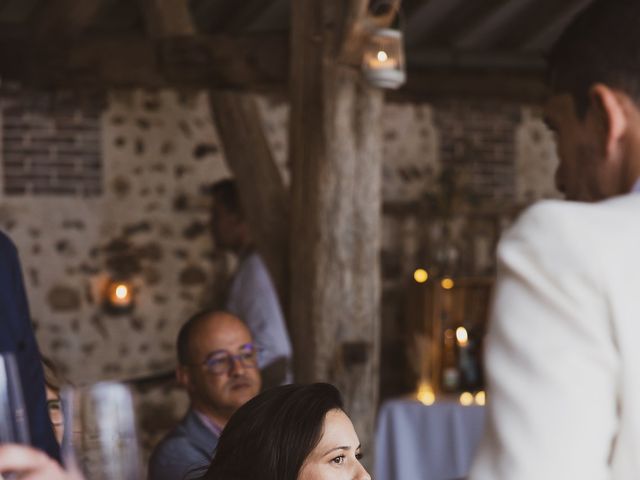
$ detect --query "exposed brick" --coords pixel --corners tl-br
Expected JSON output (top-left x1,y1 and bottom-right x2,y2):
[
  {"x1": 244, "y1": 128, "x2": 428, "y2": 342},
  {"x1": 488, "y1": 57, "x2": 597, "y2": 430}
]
[{"x1": 2, "y1": 90, "x2": 104, "y2": 197}]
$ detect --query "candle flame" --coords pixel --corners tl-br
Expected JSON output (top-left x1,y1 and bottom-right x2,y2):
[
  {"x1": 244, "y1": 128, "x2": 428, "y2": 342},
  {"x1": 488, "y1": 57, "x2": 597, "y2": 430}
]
[
  {"x1": 414, "y1": 268, "x2": 429, "y2": 283},
  {"x1": 456, "y1": 327, "x2": 469, "y2": 347},
  {"x1": 377, "y1": 50, "x2": 389, "y2": 62},
  {"x1": 115, "y1": 285, "x2": 129, "y2": 299},
  {"x1": 441, "y1": 278, "x2": 455, "y2": 290},
  {"x1": 417, "y1": 381, "x2": 436, "y2": 406},
  {"x1": 459, "y1": 392, "x2": 474, "y2": 406}
]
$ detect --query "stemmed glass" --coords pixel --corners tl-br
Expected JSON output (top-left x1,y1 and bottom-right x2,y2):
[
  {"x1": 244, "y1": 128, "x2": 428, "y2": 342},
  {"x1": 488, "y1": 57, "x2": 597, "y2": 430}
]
[
  {"x1": 61, "y1": 381, "x2": 141, "y2": 480},
  {"x1": 0, "y1": 352, "x2": 30, "y2": 445},
  {"x1": 0, "y1": 352, "x2": 31, "y2": 480}
]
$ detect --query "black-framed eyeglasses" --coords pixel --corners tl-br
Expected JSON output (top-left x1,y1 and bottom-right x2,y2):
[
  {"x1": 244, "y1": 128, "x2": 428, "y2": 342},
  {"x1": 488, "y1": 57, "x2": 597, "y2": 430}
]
[
  {"x1": 201, "y1": 343, "x2": 261, "y2": 375},
  {"x1": 47, "y1": 398, "x2": 63, "y2": 427}
]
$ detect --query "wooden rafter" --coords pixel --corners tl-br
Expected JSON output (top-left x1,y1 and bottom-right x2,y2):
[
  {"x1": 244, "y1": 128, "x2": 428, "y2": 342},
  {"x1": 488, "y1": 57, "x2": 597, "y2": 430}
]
[
  {"x1": 520, "y1": 0, "x2": 593, "y2": 51},
  {"x1": 209, "y1": 93, "x2": 290, "y2": 309},
  {"x1": 453, "y1": 0, "x2": 539, "y2": 50},
  {"x1": 391, "y1": 69, "x2": 549, "y2": 104},
  {"x1": 496, "y1": 0, "x2": 590, "y2": 51},
  {"x1": 223, "y1": 0, "x2": 281, "y2": 32},
  {"x1": 30, "y1": 0, "x2": 107, "y2": 38},
  {"x1": 136, "y1": 0, "x2": 195, "y2": 37},
  {"x1": 0, "y1": 35, "x2": 288, "y2": 90},
  {"x1": 403, "y1": 0, "x2": 466, "y2": 48}
]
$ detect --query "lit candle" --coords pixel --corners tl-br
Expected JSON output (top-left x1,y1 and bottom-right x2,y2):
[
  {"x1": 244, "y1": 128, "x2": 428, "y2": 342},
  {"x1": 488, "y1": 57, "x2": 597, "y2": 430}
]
[
  {"x1": 459, "y1": 392, "x2": 474, "y2": 406},
  {"x1": 417, "y1": 381, "x2": 436, "y2": 406},
  {"x1": 414, "y1": 268, "x2": 429, "y2": 283},
  {"x1": 366, "y1": 49, "x2": 399, "y2": 69},
  {"x1": 456, "y1": 327, "x2": 469, "y2": 347},
  {"x1": 441, "y1": 278, "x2": 455, "y2": 290},
  {"x1": 108, "y1": 281, "x2": 133, "y2": 308}
]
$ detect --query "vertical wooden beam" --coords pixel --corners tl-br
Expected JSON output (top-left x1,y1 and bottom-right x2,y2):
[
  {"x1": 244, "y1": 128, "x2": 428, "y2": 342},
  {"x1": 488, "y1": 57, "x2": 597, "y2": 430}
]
[{"x1": 289, "y1": 0, "x2": 384, "y2": 456}]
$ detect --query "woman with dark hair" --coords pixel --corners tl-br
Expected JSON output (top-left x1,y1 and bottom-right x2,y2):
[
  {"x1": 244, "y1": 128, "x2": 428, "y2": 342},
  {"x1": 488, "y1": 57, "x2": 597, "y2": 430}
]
[{"x1": 200, "y1": 383, "x2": 370, "y2": 480}]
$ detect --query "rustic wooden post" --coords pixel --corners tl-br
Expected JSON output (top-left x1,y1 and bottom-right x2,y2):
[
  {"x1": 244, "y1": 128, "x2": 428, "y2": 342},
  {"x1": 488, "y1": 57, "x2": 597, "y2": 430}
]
[{"x1": 289, "y1": 0, "x2": 384, "y2": 454}]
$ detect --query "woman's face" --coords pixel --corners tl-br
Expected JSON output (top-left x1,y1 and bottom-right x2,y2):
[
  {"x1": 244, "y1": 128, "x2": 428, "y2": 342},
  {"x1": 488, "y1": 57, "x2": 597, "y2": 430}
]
[
  {"x1": 45, "y1": 386, "x2": 64, "y2": 445},
  {"x1": 298, "y1": 409, "x2": 370, "y2": 480}
]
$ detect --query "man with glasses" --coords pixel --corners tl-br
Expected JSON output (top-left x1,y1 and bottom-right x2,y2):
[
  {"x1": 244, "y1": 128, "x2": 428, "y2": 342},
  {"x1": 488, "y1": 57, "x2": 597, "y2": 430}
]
[{"x1": 148, "y1": 310, "x2": 262, "y2": 480}]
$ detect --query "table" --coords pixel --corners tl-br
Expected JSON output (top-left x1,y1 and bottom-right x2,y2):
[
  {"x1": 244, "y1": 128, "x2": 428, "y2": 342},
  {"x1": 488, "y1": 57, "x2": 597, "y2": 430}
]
[{"x1": 375, "y1": 398, "x2": 485, "y2": 480}]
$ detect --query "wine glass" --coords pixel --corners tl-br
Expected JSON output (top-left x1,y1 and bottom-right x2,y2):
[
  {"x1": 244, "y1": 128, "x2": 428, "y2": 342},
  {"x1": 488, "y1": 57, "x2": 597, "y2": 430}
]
[
  {"x1": 0, "y1": 352, "x2": 30, "y2": 445},
  {"x1": 61, "y1": 381, "x2": 141, "y2": 480}
]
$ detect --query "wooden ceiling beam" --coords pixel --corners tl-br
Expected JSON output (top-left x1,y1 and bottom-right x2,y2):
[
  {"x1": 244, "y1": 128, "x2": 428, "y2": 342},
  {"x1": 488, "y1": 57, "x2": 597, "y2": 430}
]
[
  {"x1": 136, "y1": 0, "x2": 195, "y2": 37},
  {"x1": 30, "y1": 0, "x2": 108, "y2": 38},
  {"x1": 0, "y1": 34, "x2": 288, "y2": 91},
  {"x1": 494, "y1": 0, "x2": 590, "y2": 52},
  {"x1": 223, "y1": 0, "x2": 281, "y2": 32},
  {"x1": 403, "y1": 0, "x2": 466, "y2": 48},
  {"x1": 452, "y1": 0, "x2": 539, "y2": 50},
  {"x1": 519, "y1": 0, "x2": 593, "y2": 52},
  {"x1": 390, "y1": 68, "x2": 549, "y2": 104}
]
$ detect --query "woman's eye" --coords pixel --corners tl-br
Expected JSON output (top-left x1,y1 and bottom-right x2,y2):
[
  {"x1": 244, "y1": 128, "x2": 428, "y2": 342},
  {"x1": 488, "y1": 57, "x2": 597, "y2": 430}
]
[
  {"x1": 356, "y1": 452, "x2": 363, "y2": 461},
  {"x1": 331, "y1": 455, "x2": 345, "y2": 465}
]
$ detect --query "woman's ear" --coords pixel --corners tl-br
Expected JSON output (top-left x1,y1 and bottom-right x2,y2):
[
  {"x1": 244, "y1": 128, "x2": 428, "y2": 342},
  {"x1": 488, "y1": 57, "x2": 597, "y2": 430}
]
[{"x1": 589, "y1": 83, "x2": 628, "y2": 160}]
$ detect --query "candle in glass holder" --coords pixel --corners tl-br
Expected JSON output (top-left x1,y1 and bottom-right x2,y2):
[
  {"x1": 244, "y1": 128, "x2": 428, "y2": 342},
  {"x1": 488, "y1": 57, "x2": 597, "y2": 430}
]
[{"x1": 106, "y1": 280, "x2": 134, "y2": 310}]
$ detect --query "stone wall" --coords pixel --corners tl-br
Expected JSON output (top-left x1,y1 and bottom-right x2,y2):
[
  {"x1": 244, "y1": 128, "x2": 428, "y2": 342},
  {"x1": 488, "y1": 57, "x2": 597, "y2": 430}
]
[{"x1": 0, "y1": 85, "x2": 559, "y2": 461}]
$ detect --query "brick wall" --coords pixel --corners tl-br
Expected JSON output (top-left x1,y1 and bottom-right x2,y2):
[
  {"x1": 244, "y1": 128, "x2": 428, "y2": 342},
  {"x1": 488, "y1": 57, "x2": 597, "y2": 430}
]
[{"x1": 1, "y1": 88, "x2": 104, "y2": 196}]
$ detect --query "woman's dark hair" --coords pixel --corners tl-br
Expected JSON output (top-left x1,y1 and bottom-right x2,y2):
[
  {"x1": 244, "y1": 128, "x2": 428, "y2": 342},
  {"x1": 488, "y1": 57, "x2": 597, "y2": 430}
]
[{"x1": 201, "y1": 383, "x2": 343, "y2": 480}]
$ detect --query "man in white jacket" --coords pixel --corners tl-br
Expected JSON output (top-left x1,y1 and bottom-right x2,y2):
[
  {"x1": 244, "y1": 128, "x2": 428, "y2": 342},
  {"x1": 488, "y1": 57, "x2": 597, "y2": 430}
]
[{"x1": 470, "y1": 1, "x2": 640, "y2": 478}]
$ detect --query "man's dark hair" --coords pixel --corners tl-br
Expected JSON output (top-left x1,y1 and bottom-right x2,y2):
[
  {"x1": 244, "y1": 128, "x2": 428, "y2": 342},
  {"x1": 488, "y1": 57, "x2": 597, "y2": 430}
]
[
  {"x1": 201, "y1": 383, "x2": 344, "y2": 480},
  {"x1": 210, "y1": 179, "x2": 244, "y2": 218},
  {"x1": 549, "y1": 0, "x2": 640, "y2": 117},
  {"x1": 177, "y1": 309, "x2": 220, "y2": 366}
]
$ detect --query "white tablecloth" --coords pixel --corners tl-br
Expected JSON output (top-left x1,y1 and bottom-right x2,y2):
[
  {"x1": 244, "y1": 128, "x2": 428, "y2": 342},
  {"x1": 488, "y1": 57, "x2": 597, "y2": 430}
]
[{"x1": 375, "y1": 398, "x2": 485, "y2": 480}]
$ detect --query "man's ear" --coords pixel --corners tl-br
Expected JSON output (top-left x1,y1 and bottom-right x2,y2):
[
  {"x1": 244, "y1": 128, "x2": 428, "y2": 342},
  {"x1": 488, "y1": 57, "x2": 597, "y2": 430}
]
[
  {"x1": 176, "y1": 366, "x2": 192, "y2": 390},
  {"x1": 589, "y1": 83, "x2": 628, "y2": 160}
]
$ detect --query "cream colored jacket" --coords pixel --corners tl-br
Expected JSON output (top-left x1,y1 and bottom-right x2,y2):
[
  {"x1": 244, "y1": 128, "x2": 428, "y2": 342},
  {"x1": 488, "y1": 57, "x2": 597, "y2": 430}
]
[{"x1": 469, "y1": 194, "x2": 640, "y2": 479}]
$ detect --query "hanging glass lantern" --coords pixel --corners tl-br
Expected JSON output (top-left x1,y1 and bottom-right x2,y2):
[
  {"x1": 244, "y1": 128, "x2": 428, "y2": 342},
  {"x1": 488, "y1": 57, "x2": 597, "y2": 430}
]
[{"x1": 362, "y1": 28, "x2": 406, "y2": 89}]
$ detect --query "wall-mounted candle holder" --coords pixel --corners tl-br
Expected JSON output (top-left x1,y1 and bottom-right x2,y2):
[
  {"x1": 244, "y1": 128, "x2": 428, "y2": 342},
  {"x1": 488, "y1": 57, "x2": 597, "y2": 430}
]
[{"x1": 104, "y1": 279, "x2": 135, "y2": 314}]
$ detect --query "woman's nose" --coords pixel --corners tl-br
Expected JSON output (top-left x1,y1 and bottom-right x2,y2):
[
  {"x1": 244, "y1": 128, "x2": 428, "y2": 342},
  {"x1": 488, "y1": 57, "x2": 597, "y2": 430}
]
[{"x1": 354, "y1": 462, "x2": 371, "y2": 480}]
